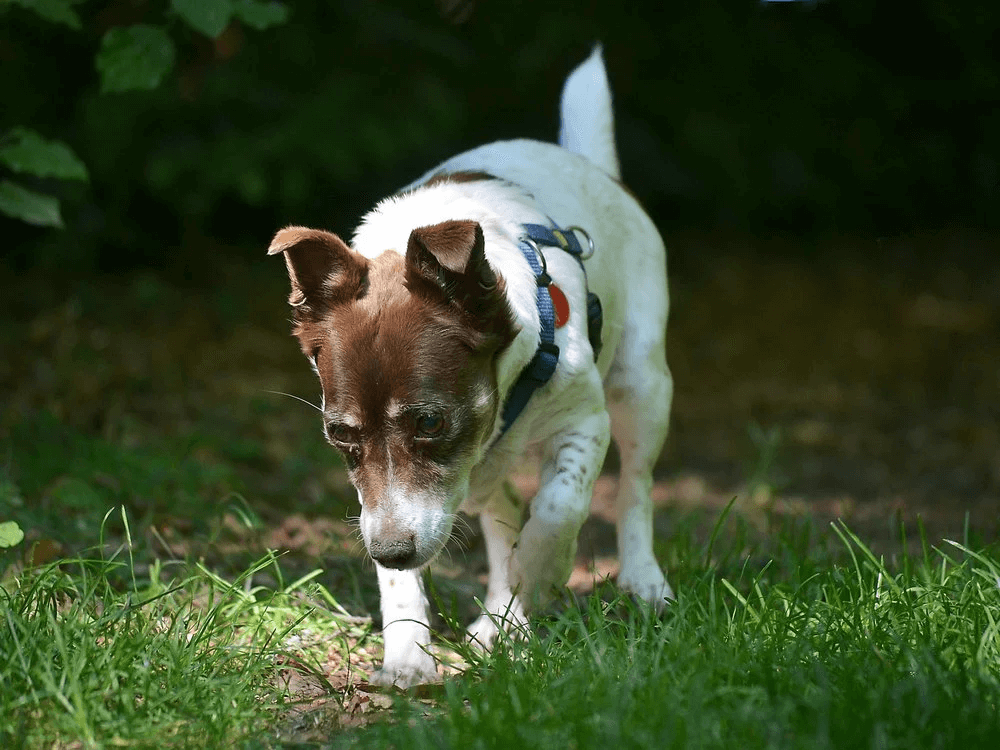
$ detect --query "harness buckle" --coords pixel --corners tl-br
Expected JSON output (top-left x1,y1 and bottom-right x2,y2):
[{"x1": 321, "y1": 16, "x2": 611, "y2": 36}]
[
  {"x1": 551, "y1": 228, "x2": 570, "y2": 251},
  {"x1": 528, "y1": 341, "x2": 560, "y2": 382},
  {"x1": 522, "y1": 237, "x2": 551, "y2": 286}
]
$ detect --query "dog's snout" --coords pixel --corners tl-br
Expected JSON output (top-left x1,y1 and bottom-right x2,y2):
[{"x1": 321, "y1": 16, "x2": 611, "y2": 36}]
[{"x1": 369, "y1": 535, "x2": 418, "y2": 569}]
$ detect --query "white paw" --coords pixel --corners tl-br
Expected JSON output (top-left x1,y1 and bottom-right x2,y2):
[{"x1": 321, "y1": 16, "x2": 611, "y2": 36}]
[
  {"x1": 618, "y1": 562, "x2": 674, "y2": 612},
  {"x1": 511, "y1": 529, "x2": 576, "y2": 610},
  {"x1": 368, "y1": 648, "x2": 441, "y2": 689},
  {"x1": 466, "y1": 599, "x2": 529, "y2": 650},
  {"x1": 368, "y1": 657, "x2": 440, "y2": 689}
]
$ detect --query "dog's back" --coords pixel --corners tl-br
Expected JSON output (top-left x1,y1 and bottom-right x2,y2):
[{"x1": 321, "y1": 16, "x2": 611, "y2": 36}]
[{"x1": 426, "y1": 50, "x2": 669, "y2": 385}]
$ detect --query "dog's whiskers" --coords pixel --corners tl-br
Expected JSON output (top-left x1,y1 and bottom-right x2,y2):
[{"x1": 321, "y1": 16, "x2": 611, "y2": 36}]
[
  {"x1": 447, "y1": 512, "x2": 475, "y2": 553},
  {"x1": 262, "y1": 389, "x2": 322, "y2": 412}
]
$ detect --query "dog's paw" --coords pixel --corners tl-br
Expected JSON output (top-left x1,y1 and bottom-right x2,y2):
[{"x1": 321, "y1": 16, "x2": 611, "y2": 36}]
[
  {"x1": 618, "y1": 562, "x2": 674, "y2": 612},
  {"x1": 368, "y1": 659, "x2": 440, "y2": 689},
  {"x1": 466, "y1": 599, "x2": 529, "y2": 651},
  {"x1": 510, "y1": 527, "x2": 576, "y2": 610}
]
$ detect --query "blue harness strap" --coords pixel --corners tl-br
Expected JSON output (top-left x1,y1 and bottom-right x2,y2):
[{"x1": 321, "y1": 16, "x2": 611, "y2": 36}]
[
  {"x1": 522, "y1": 223, "x2": 585, "y2": 260},
  {"x1": 497, "y1": 222, "x2": 604, "y2": 437},
  {"x1": 523, "y1": 224, "x2": 604, "y2": 361}
]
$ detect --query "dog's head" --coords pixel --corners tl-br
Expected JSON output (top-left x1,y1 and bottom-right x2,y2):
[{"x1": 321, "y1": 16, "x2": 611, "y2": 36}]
[{"x1": 269, "y1": 220, "x2": 517, "y2": 569}]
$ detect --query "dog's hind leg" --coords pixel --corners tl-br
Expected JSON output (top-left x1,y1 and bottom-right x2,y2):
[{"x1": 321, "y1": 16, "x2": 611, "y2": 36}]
[
  {"x1": 606, "y1": 317, "x2": 674, "y2": 609},
  {"x1": 466, "y1": 488, "x2": 528, "y2": 649},
  {"x1": 513, "y1": 406, "x2": 612, "y2": 610}
]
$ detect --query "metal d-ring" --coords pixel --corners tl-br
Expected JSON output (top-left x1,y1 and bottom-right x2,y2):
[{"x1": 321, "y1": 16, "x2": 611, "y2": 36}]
[
  {"x1": 564, "y1": 225, "x2": 596, "y2": 259},
  {"x1": 523, "y1": 237, "x2": 549, "y2": 280}
]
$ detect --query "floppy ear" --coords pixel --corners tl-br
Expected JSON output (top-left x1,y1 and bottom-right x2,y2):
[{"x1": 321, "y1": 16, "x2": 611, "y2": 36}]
[
  {"x1": 267, "y1": 226, "x2": 367, "y2": 309},
  {"x1": 405, "y1": 220, "x2": 514, "y2": 346}
]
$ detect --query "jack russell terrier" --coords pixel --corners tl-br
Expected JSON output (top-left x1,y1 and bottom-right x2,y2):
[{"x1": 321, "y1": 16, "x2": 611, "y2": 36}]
[{"x1": 268, "y1": 46, "x2": 673, "y2": 687}]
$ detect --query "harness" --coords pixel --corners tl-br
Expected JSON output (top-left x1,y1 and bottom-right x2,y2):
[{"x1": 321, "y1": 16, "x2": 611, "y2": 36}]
[{"x1": 497, "y1": 222, "x2": 604, "y2": 437}]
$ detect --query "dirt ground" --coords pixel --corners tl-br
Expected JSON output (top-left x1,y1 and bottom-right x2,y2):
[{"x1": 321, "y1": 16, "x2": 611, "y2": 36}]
[{"x1": 659, "y1": 228, "x2": 998, "y2": 552}]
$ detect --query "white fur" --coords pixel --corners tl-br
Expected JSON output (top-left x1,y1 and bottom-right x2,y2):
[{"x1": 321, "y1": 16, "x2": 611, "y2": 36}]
[
  {"x1": 359, "y1": 47, "x2": 674, "y2": 688},
  {"x1": 373, "y1": 564, "x2": 437, "y2": 685},
  {"x1": 559, "y1": 45, "x2": 621, "y2": 180}
]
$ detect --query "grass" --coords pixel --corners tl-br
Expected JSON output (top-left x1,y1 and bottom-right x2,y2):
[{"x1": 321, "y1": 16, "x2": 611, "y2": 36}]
[
  {"x1": 1, "y1": 514, "x2": 373, "y2": 749},
  {"x1": 325, "y1": 525, "x2": 1000, "y2": 750},
  {"x1": 3, "y1": 510, "x2": 999, "y2": 749}
]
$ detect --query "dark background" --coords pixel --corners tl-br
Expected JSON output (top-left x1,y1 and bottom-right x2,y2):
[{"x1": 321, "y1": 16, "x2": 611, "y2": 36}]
[
  {"x1": 2, "y1": 0, "x2": 999, "y2": 557},
  {"x1": 3, "y1": 0, "x2": 998, "y2": 272}
]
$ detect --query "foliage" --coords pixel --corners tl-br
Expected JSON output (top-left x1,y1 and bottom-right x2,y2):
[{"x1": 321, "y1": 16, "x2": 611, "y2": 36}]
[
  {"x1": 0, "y1": 0, "x2": 289, "y2": 229},
  {"x1": 0, "y1": 128, "x2": 88, "y2": 227},
  {"x1": 6, "y1": 0, "x2": 81, "y2": 29},
  {"x1": 2, "y1": 0, "x2": 999, "y2": 270},
  {"x1": 95, "y1": 24, "x2": 177, "y2": 94},
  {"x1": 0, "y1": 521, "x2": 24, "y2": 548}
]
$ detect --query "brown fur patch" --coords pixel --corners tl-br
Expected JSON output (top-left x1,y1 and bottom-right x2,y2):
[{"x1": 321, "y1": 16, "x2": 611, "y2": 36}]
[
  {"x1": 418, "y1": 170, "x2": 498, "y2": 189},
  {"x1": 286, "y1": 224, "x2": 518, "y2": 510},
  {"x1": 405, "y1": 221, "x2": 514, "y2": 351},
  {"x1": 267, "y1": 226, "x2": 368, "y2": 314}
]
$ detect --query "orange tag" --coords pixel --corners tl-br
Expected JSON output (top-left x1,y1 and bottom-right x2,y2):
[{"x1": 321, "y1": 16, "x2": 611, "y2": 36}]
[{"x1": 549, "y1": 283, "x2": 570, "y2": 328}]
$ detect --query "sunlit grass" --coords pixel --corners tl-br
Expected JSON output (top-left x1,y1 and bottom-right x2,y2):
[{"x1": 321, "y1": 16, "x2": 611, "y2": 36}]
[
  {"x1": 3, "y1": 506, "x2": 999, "y2": 749},
  {"x1": 0, "y1": 512, "x2": 370, "y2": 749}
]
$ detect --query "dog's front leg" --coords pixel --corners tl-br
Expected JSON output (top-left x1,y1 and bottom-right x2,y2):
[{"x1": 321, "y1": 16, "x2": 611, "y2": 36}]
[
  {"x1": 467, "y1": 489, "x2": 528, "y2": 649},
  {"x1": 369, "y1": 564, "x2": 438, "y2": 687},
  {"x1": 512, "y1": 410, "x2": 611, "y2": 609}
]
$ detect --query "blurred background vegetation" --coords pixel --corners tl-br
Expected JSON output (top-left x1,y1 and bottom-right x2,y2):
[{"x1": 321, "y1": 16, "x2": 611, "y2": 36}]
[{"x1": 3, "y1": 0, "x2": 997, "y2": 274}]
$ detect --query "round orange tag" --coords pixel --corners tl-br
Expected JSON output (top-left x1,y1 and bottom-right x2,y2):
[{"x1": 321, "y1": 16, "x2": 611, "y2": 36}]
[{"x1": 549, "y1": 283, "x2": 570, "y2": 328}]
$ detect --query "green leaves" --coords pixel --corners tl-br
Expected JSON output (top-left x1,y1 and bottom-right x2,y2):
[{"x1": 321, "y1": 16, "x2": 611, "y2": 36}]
[
  {"x1": 0, "y1": 521, "x2": 24, "y2": 549},
  {"x1": 232, "y1": 0, "x2": 289, "y2": 31},
  {"x1": 0, "y1": 128, "x2": 88, "y2": 227},
  {"x1": 94, "y1": 2, "x2": 289, "y2": 93},
  {"x1": 96, "y1": 24, "x2": 177, "y2": 93},
  {"x1": 8, "y1": 0, "x2": 82, "y2": 30},
  {"x1": 0, "y1": 180, "x2": 64, "y2": 227},
  {"x1": 0, "y1": 128, "x2": 88, "y2": 181},
  {"x1": 171, "y1": 0, "x2": 234, "y2": 39},
  {"x1": 169, "y1": 0, "x2": 289, "y2": 38},
  {"x1": 6, "y1": 0, "x2": 288, "y2": 228}
]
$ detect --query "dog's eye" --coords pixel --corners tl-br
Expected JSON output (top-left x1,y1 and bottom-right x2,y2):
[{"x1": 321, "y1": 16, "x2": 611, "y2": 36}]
[
  {"x1": 414, "y1": 412, "x2": 446, "y2": 439},
  {"x1": 326, "y1": 422, "x2": 361, "y2": 468},
  {"x1": 326, "y1": 422, "x2": 358, "y2": 446}
]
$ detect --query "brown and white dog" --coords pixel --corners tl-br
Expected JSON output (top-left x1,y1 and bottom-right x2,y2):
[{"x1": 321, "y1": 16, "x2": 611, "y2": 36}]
[{"x1": 268, "y1": 47, "x2": 673, "y2": 687}]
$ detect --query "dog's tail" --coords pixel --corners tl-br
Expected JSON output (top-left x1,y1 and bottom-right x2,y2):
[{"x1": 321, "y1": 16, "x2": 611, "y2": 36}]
[{"x1": 558, "y1": 44, "x2": 621, "y2": 180}]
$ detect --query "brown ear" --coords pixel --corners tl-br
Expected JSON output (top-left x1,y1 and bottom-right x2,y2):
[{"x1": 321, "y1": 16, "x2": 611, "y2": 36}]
[
  {"x1": 267, "y1": 226, "x2": 367, "y2": 308},
  {"x1": 405, "y1": 220, "x2": 498, "y2": 296},
  {"x1": 405, "y1": 220, "x2": 514, "y2": 347}
]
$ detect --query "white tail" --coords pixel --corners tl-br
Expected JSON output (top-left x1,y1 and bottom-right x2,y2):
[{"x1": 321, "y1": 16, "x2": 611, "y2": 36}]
[{"x1": 558, "y1": 45, "x2": 621, "y2": 180}]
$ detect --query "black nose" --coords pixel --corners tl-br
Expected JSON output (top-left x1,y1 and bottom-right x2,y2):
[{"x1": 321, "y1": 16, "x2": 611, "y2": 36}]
[{"x1": 369, "y1": 536, "x2": 417, "y2": 569}]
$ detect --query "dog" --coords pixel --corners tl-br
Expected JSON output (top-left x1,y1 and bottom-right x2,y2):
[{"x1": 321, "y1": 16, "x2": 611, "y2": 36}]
[{"x1": 268, "y1": 46, "x2": 673, "y2": 687}]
